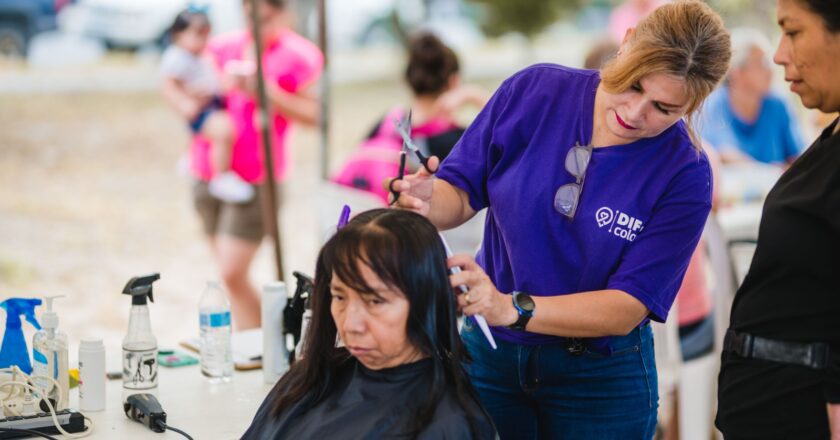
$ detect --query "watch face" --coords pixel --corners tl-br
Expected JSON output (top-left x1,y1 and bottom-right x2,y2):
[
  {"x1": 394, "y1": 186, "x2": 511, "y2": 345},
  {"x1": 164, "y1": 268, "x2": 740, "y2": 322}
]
[{"x1": 516, "y1": 292, "x2": 535, "y2": 312}]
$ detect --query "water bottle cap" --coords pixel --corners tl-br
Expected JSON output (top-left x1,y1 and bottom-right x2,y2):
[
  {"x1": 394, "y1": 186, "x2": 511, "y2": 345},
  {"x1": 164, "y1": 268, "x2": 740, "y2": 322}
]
[{"x1": 79, "y1": 338, "x2": 104, "y2": 350}]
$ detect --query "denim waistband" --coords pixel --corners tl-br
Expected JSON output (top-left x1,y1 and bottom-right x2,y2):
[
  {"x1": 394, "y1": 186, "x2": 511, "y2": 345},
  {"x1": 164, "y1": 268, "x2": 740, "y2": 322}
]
[{"x1": 474, "y1": 319, "x2": 651, "y2": 356}]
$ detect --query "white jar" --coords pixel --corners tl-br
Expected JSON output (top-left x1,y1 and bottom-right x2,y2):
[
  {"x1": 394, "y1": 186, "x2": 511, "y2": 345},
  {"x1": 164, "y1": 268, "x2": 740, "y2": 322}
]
[{"x1": 78, "y1": 338, "x2": 106, "y2": 412}]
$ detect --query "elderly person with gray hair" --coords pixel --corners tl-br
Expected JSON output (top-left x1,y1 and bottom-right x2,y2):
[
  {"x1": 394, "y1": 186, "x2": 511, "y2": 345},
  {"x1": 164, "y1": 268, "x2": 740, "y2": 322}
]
[{"x1": 698, "y1": 28, "x2": 805, "y2": 164}]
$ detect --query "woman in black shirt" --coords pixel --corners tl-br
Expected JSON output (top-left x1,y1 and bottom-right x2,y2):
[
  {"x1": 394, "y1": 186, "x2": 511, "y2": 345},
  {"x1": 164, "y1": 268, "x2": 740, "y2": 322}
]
[
  {"x1": 242, "y1": 209, "x2": 496, "y2": 439},
  {"x1": 716, "y1": 1, "x2": 840, "y2": 438}
]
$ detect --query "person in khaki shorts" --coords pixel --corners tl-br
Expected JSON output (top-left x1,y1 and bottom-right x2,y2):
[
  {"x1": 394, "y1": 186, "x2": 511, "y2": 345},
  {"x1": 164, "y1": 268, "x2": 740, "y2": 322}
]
[
  {"x1": 186, "y1": 0, "x2": 323, "y2": 330},
  {"x1": 193, "y1": 183, "x2": 283, "y2": 243}
]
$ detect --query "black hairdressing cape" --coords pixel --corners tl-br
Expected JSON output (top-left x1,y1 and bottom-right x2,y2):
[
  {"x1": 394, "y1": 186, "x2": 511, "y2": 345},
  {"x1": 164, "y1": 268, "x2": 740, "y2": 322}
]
[{"x1": 241, "y1": 358, "x2": 497, "y2": 439}]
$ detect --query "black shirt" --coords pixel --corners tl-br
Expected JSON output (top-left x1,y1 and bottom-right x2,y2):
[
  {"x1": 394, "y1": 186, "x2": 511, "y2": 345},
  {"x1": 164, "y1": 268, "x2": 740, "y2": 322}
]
[
  {"x1": 717, "y1": 119, "x2": 840, "y2": 438},
  {"x1": 729, "y1": 119, "x2": 840, "y2": 348},
  {"x1": 241, "y1": 358, "x2": 496, "y2": 439}
]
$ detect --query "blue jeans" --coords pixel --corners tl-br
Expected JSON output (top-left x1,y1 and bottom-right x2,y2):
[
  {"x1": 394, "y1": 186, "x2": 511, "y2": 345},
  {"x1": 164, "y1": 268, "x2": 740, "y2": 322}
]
[{"x1": 462, "y1": 321, "x2": 658, "y2": 440}]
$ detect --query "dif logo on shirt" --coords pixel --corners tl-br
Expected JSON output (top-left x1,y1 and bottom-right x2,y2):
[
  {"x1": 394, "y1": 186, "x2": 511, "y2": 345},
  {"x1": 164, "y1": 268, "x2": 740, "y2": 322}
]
[{"x1": 595, "y1": 207, "x2": 645, "y2": 242}]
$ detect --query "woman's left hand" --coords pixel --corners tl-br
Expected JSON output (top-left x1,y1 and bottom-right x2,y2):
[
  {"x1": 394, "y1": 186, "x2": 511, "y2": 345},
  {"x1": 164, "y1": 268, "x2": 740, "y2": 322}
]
[{"x1": 448, "y1": 254, "x2": 518, "y2": 327}]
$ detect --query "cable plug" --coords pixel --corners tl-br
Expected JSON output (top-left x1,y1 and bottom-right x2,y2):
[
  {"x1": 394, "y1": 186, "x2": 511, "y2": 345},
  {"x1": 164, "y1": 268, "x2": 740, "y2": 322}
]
[{"x1": 21, "y1": 390, "x2": 38, "y2": 416}]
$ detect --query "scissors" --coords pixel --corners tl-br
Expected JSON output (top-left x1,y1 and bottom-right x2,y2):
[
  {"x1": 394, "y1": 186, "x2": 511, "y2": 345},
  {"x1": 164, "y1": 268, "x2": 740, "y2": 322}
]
[
  {"x1": 394, "y1": 109, "x2": 435, "y2": 173},
  {"x1": 389, "y1": 109, "x2": 435, "y2": 206}
]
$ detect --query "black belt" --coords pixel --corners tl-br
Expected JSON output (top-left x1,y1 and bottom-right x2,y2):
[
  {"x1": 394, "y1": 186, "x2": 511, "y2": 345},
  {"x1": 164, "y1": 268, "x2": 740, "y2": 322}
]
[{"x1": 723, "y1": 329, "x2": 831, "y2": 369}]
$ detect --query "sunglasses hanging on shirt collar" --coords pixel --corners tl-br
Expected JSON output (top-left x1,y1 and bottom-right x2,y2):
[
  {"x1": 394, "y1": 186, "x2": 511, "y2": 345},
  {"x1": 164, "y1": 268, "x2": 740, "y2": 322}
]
[{"x1": 554, "y1": 142, "x2": 593, "y2": 220}]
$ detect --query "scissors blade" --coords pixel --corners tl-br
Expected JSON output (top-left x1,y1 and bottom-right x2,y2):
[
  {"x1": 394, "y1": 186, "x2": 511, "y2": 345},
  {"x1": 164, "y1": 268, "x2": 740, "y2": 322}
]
[{"x1": 394, "y1": 111, "x2": 420, "y2": 153}]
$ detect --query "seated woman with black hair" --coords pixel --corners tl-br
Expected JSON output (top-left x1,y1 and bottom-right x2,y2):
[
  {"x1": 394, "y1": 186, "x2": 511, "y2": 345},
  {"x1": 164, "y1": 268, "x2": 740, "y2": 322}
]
[{"x1": 242, "y1": 209, "x2": 496, "y2": 439}]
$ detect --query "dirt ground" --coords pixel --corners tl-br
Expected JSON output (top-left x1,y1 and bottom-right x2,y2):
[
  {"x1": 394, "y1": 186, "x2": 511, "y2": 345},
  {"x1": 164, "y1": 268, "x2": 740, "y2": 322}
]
[{"x1": 0, "y1": 76, "x2": 501, "y2": 367}]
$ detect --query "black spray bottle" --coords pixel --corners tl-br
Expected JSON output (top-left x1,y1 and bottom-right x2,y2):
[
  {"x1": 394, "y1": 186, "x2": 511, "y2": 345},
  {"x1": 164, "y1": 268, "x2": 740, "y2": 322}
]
[{"x1": 121, "y1": 273, "x2": 160, "y2": 402}]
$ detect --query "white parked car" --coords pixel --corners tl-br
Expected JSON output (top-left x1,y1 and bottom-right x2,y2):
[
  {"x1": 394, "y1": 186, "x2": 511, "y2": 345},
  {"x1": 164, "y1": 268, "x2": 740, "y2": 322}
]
[
  {"x1": 59, "y1": 0, "x2": 243, "y2": 50},
  {"x1": 59, "y1": 0, "x2": 480, "y2": 52}
]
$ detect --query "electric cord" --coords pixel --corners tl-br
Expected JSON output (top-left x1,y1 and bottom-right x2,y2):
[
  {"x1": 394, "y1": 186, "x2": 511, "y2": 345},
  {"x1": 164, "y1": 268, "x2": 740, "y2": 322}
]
[
  {"x1": 0, "y1": 366, "x2": 94, "y2": 438},
  {"x1": 0, "y1": 427, "x2": 60, "y2": 440},
  {"x1": 155, "y1": 420, "x2": 194, "y2": 440}
]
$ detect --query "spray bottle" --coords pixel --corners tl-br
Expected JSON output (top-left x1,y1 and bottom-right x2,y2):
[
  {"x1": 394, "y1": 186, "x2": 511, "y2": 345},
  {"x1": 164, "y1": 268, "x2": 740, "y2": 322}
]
[
  {"x1": 32, "y1": 295, "x2": 69, "y2": 410},
  {"x1": 0, "y1": 298, "x2": 42, "y2": 374},
  {"x1": 121, "y1": 273, "x2": 160, "y2": 402}
]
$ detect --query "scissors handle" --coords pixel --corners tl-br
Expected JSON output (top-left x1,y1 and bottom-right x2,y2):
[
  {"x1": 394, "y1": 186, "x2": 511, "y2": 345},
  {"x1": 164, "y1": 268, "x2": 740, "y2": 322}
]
[
  {"x1": 413, "y1": 150, "x2": 436, "y2": 174},
  {"x1": 389, "y1": 151, "x2": 407, "y2": 206}
]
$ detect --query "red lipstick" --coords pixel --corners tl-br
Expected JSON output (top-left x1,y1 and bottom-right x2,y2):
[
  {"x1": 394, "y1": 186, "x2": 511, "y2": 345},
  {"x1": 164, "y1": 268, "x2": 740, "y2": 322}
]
[{"x1": 615, "y1": 112, "x2": 637, "y2": 130}]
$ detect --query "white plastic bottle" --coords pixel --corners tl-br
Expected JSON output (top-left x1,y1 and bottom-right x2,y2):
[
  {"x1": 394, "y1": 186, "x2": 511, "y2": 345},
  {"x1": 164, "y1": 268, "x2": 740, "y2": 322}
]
[
  {"x1": 261, "y1": 282, "x2": 289, "y2": 384},
  {"x1": 199, "y1": 281, "x2": 233, "y2": 382},
  {"x1": 78, "y1": 338, "x2": 105, "y2": 412},
  {"x1": 32, "y1": 295, "x2": 69, "y2": 410}
]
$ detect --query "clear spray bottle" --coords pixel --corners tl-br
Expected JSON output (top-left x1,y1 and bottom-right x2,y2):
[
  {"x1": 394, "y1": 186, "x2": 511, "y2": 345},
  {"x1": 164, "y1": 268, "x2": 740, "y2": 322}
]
[{"x1": 121, "y1": 273, "x2": 160, "y2": 402}]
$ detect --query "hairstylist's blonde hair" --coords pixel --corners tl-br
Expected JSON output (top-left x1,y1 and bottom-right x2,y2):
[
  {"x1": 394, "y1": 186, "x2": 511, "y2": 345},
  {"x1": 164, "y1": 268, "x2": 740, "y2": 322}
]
[{"x1": 601, "y1": 0, "x2": 731, "y2": 149}]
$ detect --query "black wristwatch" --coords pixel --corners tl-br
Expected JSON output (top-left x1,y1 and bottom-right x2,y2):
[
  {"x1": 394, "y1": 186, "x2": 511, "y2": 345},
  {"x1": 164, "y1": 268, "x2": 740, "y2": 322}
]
[{"x1": 508, "y1": 291, "x2": 535, "y2": 331}]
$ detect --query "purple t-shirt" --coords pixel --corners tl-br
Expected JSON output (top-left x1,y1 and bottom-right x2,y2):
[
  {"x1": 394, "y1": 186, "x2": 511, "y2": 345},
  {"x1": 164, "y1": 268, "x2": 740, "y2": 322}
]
[{"x1": 437, "y1": 64, "x2": 712, "y2": 348}]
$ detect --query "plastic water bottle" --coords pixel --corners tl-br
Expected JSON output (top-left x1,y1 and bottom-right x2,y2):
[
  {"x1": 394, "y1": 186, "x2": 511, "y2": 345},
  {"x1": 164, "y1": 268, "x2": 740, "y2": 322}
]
[{"x1": 199, "y1": 281, "x2": 233, "y2": 382}]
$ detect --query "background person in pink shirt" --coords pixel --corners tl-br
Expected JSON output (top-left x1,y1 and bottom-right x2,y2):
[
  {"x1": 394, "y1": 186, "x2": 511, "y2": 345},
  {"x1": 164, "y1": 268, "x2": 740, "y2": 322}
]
[
  {"x1": 191, "y1": 0, "x2": 323, "y2": 330},
  {"x1": 609, "y1": 0, "x2": 670, "y2": 42}
]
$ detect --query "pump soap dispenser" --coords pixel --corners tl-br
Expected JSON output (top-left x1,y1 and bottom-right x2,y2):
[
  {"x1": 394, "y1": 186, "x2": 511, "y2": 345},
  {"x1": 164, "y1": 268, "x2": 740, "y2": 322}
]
[{"x1": 32, "y1": 295, "x2": 69, "y2": 410}]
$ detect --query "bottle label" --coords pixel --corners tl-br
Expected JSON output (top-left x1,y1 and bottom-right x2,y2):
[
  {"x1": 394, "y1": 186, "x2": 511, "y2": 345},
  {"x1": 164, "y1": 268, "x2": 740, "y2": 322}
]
[
  {"x1": 122, "y1": 348, "x2": 158, "y2": 390},
  {"x1": 200, "y1": 311, "x2": 231, "y2": 328},
  {"x1": 32, "y1": 348, "x2": 52, "y2": 391}
]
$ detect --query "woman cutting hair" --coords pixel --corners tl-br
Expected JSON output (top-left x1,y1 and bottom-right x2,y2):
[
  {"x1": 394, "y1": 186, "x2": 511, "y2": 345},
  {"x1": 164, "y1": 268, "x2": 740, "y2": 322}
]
[
  {"x1": 392, "y1": 1, "x2": 730, "y2": 437},
  {"x1": 242, "y1": 209, "x2": 496, "y2": 439}
]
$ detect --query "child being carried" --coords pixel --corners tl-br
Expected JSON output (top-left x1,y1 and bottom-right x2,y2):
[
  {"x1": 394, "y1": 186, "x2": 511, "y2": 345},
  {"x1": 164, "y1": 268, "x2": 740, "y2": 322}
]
[{"x1": 160, "y1": 7, "x2": 254, "y2": 203}]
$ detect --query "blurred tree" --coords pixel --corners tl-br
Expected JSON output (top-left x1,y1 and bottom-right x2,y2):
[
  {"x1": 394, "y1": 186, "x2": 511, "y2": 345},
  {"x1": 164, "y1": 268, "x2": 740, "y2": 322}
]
[{"x1": 468, "y1": 0, "x2": 581, "y2": 41}]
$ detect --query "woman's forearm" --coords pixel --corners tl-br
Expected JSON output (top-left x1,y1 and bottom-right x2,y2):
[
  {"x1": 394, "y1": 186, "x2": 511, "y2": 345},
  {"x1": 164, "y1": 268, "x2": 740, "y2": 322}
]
[
  {"x1": 525, "y1": 289, "x2": 650, "y2": 338},
  {"x1": 267, "y1": 83, "x2": 319, "y2": 126},
  {"x1": 829, "y1": 403, "x2": 840, "y2": 440},
  {"x1": 428, "y1": 178, "x2": 476, "y2": 230}
]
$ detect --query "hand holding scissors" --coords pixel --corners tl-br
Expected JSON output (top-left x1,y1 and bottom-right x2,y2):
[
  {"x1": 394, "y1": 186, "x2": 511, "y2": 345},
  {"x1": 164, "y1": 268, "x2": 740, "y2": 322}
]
[
  {"x1": 394, "y1": 109, "x2": 436, "y2": 173},
  {"x1": 389, "y1": 109, "x2": 440, "y2": 211}
]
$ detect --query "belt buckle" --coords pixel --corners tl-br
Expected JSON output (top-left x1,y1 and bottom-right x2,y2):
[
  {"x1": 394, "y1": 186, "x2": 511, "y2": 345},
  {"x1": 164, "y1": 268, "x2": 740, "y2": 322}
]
[
  {"x1": 809, "y1": 343, "x2": 830, "y2": 369},
  {"x1": 727, "y1": 330, "x2": 754, "y2": 358},
  {"x1": 567, "y1": 338, "x2": 584, "y2": 356}
]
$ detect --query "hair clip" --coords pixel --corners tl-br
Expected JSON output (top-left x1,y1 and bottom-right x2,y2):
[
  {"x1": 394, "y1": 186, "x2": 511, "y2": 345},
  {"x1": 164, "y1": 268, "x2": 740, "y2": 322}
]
[
  {"x1": 336, "y1": 205, "x2": 351, "y2": 230},
  {"x1": 186, "y1": 3, "x2": 210, "y2": 15}
]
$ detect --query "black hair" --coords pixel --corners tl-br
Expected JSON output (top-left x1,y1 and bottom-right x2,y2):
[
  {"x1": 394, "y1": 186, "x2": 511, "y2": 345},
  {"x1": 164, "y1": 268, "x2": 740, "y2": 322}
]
[
  {"x1": 797, "y1": 0, "x2": 840, "y2": 32},
  {"x1": 168, "y1": 8, "x2": 210, "y2": 38},
  {"x1": 268, "y1": 209, "x2": 489, "y2": 439},
  {"x1": 405, "y1": 32, "x2": 460, "y2": 97}
]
